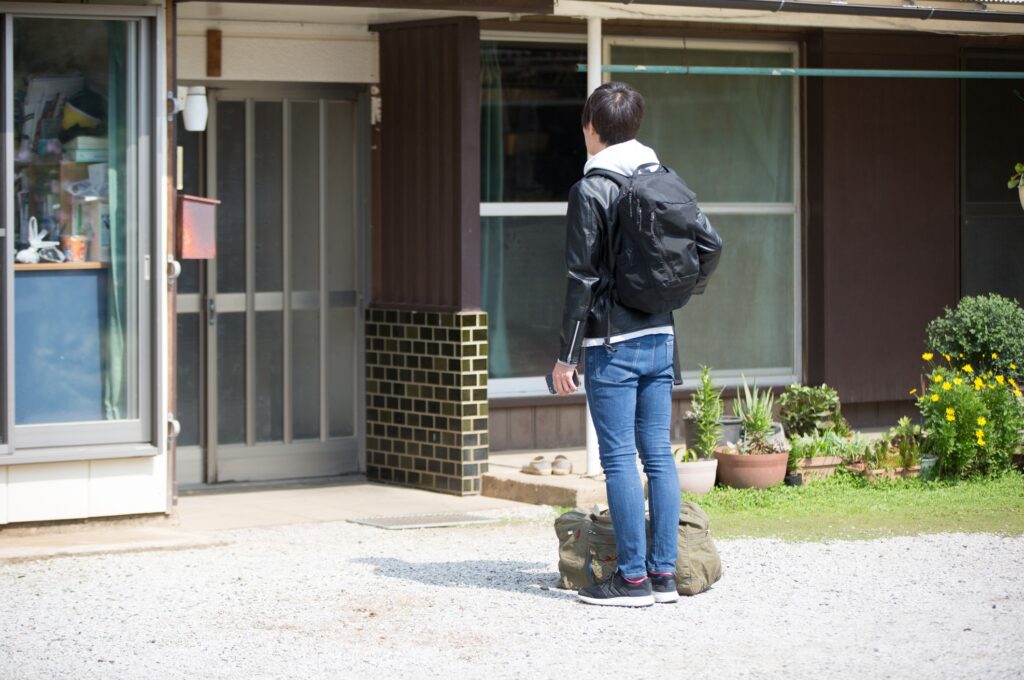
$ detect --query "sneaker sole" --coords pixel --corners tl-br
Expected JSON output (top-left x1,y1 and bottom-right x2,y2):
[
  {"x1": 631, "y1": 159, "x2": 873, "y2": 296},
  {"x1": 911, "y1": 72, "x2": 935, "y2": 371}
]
[
  {"x1": 653, "y1": 591, "x2": 679, "y2": 604},
  {"x1": 577, "y1": 594, "x2": 655, "y2": 608}
]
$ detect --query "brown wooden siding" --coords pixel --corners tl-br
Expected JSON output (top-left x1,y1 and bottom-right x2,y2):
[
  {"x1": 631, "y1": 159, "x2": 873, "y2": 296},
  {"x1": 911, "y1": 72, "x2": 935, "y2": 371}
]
[
  {"x1": 806, "y1": 32, "x2": 960, "y2": 403},
  {"x1": 489, "y1": 394, "x2": 715, "y2": 451},
  {"x1": 373, "y1": 18, "x2": 481, "y2": 311}
]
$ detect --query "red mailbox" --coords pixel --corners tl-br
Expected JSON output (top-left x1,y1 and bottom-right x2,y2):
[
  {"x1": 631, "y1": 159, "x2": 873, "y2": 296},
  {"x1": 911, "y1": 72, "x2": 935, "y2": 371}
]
[{"x1": 177, "y1": 194, "x2": 220, "y2": 260}]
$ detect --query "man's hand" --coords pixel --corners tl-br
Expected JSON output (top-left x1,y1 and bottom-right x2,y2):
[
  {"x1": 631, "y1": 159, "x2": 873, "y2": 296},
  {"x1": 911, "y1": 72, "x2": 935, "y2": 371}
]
[{"x1": 551, "y1": 361, "x2": 579, "y2": 396}]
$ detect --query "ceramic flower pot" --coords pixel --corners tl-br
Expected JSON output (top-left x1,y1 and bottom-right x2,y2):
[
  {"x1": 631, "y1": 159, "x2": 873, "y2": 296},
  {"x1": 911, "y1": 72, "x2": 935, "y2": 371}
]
[
  {"x1": 920, "y1": 455, "x2": 939, "y2": 481},
  {"x1": 795, "y1": 455, "x2": 843, "y2": 481},
  {"x1": 676, "y1": 458, "x2": 718, "y2": 496},
  {"x1": 714, "y1": 448, "x2": 788, "y2": 489}
]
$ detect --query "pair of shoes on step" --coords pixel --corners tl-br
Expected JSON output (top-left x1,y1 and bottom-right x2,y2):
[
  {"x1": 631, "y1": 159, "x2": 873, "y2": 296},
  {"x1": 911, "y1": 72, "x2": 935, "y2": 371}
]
[
  {"x1": 577, "y1": 571, "x2": 679, "y2": 607},
  {"x1": 520, "y1": 454, "x2": 572, "y2": 476}
]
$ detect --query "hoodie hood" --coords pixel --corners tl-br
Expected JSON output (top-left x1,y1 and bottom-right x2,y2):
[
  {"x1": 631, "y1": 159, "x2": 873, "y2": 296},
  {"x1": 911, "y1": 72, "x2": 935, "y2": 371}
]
[{"x1": 583, "y1": 138, "x2": 660, "y2": 176}]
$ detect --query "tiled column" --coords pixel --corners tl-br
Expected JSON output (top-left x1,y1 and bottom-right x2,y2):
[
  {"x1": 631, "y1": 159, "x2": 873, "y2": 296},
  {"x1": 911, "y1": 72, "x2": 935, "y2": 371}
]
[{"x1": 365, "y1": 308, "x2": 489, "y2": 495}]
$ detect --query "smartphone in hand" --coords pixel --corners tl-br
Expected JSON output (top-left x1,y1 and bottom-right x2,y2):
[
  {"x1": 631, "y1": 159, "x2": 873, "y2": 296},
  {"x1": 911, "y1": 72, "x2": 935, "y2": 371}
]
[{"x1": 545, "y1": 371, "x2": 579, "y2": 395}]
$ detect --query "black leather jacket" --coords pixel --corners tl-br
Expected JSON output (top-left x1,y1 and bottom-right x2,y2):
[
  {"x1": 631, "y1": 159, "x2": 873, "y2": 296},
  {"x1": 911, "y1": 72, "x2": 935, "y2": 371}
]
[{"x1": 557, "y1": 173, "x2": 719, "y2": 366}]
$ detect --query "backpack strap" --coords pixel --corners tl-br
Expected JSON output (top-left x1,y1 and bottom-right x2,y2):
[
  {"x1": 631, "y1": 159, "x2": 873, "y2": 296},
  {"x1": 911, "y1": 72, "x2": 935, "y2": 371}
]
[{"x1": 584, "y1": 169, "x2": 629, "y2": 351}]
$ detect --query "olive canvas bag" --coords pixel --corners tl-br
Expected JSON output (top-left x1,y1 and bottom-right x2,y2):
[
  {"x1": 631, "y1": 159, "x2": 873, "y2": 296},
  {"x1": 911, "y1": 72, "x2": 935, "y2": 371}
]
[
  {"x1": 553, "y1": 508, "x2": 618, "y2": 590},
  {"x1": 554, "y1": 501, "x2": 722, "y2": 595},
  {"x1": 676, "y1": 501, "x2": 723, "y2": 596}
]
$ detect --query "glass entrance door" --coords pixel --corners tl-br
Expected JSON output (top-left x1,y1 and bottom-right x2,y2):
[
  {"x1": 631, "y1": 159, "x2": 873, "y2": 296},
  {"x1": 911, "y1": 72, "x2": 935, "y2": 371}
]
[{"x1": 176, "y1": 85, "x2": 365, "y2": 484}]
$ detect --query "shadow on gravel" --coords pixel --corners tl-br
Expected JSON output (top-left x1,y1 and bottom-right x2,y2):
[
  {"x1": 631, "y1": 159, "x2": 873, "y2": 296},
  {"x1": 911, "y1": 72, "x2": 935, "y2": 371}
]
[{"x1": 351, "y1": 557, "x2": 570, "y2": 600}]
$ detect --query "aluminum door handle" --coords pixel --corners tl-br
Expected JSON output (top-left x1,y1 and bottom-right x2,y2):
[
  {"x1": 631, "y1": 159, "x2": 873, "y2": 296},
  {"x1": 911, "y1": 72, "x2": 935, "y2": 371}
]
[{"x1": 207, "y1": 298, "x2": 216, "y2": 326}]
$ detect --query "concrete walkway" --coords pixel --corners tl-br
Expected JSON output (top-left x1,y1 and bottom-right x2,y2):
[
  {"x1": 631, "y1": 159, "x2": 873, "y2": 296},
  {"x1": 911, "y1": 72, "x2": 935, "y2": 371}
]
[{"x1": 0, "y1": 476, "x2": 534, "y2": 562}]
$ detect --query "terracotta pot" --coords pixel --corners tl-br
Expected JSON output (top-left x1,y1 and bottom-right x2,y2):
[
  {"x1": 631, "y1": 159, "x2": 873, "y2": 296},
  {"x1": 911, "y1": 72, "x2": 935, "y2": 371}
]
[
  {"x1": 714, "y1": 448, "x2": 788, "y2": 489},
  {"x1": 676, "y1": 458, "x2": 718, "y2": 496},
  {"x1": 863, "y1": 465, "x2": 921, "y2": 481},
  {"x1": 795, "y1": 455, "x2": 843, "y2": 481}
]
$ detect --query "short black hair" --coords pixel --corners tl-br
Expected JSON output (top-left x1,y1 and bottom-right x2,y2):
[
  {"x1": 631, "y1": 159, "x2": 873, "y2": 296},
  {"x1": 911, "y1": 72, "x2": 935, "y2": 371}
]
[{"x1": 580, "y1": 81, "x2": 644, "y2": 146}]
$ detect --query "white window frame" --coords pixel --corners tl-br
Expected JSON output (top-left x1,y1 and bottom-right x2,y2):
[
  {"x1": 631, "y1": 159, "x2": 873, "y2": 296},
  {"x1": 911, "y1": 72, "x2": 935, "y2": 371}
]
[{"x1": 482, "y1": 35, "x2": 802, "y2": 398}]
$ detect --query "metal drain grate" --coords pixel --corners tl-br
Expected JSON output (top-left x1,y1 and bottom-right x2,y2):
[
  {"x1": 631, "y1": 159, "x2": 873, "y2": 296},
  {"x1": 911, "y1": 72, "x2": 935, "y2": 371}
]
[{"x1": 348, "y1": 512, "x2": 500, "y2": 530}]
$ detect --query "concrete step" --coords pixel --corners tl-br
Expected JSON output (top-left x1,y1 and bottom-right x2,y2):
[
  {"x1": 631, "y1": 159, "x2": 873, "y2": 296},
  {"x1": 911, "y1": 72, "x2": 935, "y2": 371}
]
[{"x1": 484, "y1": 449, "x2": 606, "y2": 507}]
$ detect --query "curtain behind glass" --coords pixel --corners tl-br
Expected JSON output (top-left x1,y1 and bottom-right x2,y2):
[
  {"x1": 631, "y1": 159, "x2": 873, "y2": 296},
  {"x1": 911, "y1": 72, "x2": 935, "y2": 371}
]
[
  {"x1": 612, "y1": 45, "x2": 796, "y2": 374},
  {"x1": 103, "y1": 21, "x2": 127, "y2": 419},
  {"x1": 611, "y1": 46, "x2": 793, "y2": 203},
  {"x1": 480, "y1": 44, "x2": 511, "y2": 376}
]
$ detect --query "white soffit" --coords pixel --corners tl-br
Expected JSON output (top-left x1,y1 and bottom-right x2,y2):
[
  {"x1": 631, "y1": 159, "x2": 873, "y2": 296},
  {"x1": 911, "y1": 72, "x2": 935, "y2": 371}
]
[
  {"x1": 178, "y1": 2, "x2": 514, "y2": 25},
  {"x1": 554, "y1": 0, "x2": 1024, "y2": 34}
]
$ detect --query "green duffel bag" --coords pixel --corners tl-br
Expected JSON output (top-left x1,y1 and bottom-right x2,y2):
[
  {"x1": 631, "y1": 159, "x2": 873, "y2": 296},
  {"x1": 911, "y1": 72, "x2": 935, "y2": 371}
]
[
  {"x1": 553, "y1": 508, "x2": 618, "y2": 590},
  {"x1": 554, "y1": 501, "x2": 723, "y2": 595},
  {"x1": 676, "y1": 500, "x2": 723, "y2": 596}
]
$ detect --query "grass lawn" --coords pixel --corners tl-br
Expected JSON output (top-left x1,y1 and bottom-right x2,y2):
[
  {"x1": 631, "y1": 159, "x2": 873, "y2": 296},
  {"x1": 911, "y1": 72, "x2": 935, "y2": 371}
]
[{"x1": 688, "y1": 469, "x2": 1024, "y2": 541}]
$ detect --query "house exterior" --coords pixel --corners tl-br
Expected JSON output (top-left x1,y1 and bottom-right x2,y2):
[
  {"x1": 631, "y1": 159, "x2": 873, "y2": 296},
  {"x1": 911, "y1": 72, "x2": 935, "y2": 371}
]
[{"x1": 0, "y1": 0, "x2": 1021, "y2": 524}]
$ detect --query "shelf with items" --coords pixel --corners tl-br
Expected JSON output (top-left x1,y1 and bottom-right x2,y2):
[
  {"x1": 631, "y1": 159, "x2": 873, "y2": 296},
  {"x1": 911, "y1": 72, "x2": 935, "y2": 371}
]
[
  {"x1": 14, "y1": 154, "x2": 111, "y2": 265},
  {"x1": 14, "y1": 261, "x2": 108, "y2": 272}
]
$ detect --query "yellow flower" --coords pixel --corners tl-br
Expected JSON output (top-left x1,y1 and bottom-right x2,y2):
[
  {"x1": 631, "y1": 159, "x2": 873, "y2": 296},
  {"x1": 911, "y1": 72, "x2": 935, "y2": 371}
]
[
  {"x1": 977, "y1": 417, "x2": 987, "y2": 426},
  {"x1": 974, "y1": 377, "x2": 985, "y2": 390},
  {"x1": 996, "y1": 375, "x2": 1005, "y2": 385},
  {"x1": 992, "y1": 352, "x2": 999, "y2": 359},
  {"x1": 944, "y1": 354, "x2": 952, "y2": 362},
  {"x1": 1011, "y1": 363, "x2": 1018, "y2": 370},
  {"x1": 946, "y1": 407, "x2": 955, "y2": 416},
  {"x1": 933, "y1": 374, "x2": 944, "y2": 384},
  {"x1": 959, "y1": 353, "x2": 964, "y2": 358},
  {"x1": 953, "y1": 378, "x2": 963, "y2": 385},
  {"x1": 922, "y1": 352, "x2": 934, "y2": 361},
  {"x1": 976, "y1": 429, "x2": 985, "y2": 438},
  {"x1": 942, "y1": 382, "x2": 952, "y2": 391},
  {"x1": 946, "y1": 414, "x2": 955, "y2": 422},
  {"x1": 978, "y1": 439, "x2": 986, "y2": 447},
  {"x1": 1015, "y1": 389, "x2": 1023, "y2": 398},
  {"x1": 931, "y1": 393, "x2": 940, "y2": 402},
  {"x1": 963, "y1": 364, "x2": 974, "y2": 374},
  {"x1": 909, "y1": 388, "x2": 917, "y2": 395}
]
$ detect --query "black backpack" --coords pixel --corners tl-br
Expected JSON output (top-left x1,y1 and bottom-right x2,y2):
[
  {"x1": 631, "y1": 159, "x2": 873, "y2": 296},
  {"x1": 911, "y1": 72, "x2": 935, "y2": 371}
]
[{"x1": 588, "y1": 163, "x2": 722, "y2": 315}]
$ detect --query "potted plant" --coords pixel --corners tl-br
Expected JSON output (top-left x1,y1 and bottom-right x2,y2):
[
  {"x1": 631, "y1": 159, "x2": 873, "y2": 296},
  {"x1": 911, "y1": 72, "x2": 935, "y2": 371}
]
[
  {"x1": 675, "y1": 366, "x2": 720, "y2": 495},
  {"x1": 787, "y1": 430, "x2": 852, "y2": 483},
  {"x1": 778, "y1": 383, "x2": 851, "y2": 438},
  {"x1": 1008, "y1": 162, "x2": 1024, "y2": 212},
  {"x1": 856, "y1": 418, "x2": 923, "y2": 481},
  {"x1": 684, "y1": 367, "x2": 741, "y2": 449},
  {"x1": 715, "y1": 378, "x2": 790, "y2": 489}
]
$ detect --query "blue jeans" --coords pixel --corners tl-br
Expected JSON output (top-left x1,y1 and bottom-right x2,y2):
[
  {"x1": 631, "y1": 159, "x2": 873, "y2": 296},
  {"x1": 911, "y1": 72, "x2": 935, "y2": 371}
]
[{"x1": 585, "y1": 334, "x2": 680, "y2": 580}]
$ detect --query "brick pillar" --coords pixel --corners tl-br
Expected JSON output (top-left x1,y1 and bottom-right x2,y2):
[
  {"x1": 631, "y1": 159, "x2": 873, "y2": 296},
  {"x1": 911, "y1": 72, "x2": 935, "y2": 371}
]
[{"x1": 365, "y1": 308, "x2": 489, "y2": 495}]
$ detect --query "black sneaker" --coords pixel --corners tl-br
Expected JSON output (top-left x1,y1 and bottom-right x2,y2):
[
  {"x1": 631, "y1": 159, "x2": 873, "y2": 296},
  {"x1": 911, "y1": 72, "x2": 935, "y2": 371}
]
[
  {"x1": 649, "y1": 573, "x2": 679, "y2": 604},
  {"x1": 577, "y1": 571, "x2": 654, "y2": 608}
]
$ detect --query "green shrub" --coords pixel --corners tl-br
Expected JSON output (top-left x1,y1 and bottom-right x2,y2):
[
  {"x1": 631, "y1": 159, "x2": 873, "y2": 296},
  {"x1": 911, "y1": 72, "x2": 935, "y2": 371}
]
[
  {"x1": 916, "y1": 363, "x2": 1024, "y2": 478},
  {"x1": 924, "y1": 294, "x2": 1024, "y2": 385},
  {"x1": 778, "y1": 383, "x2": 851, "y2": 437},
  {"x1": 689, "y1": 366, "x2": 723, "y2": 459}
]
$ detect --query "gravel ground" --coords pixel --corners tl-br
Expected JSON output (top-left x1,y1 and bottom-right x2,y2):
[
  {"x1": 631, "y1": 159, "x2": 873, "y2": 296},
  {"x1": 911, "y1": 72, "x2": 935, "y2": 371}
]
[{"x1": 2, "y1": 507, "x2": 1023, "y2": 680}]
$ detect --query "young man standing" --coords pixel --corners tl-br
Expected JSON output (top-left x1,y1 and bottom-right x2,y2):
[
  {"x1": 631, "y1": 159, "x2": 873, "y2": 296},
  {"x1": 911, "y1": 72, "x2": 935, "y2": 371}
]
[{"x1": 550, "y1": 82, "x2": 720, "y2": 607}]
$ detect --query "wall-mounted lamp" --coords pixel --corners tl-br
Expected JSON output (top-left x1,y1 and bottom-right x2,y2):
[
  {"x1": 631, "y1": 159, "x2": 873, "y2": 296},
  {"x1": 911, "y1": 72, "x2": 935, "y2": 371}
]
[{"x1": 168, "y1": 86, "x2": 209, "y2": 132}]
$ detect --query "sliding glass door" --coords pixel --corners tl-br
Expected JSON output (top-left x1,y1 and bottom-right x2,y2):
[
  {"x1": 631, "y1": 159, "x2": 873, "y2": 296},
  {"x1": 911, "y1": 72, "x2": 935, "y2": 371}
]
[{"x1": 1, "y1": 11, "x2": 152, "y2": 456}]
